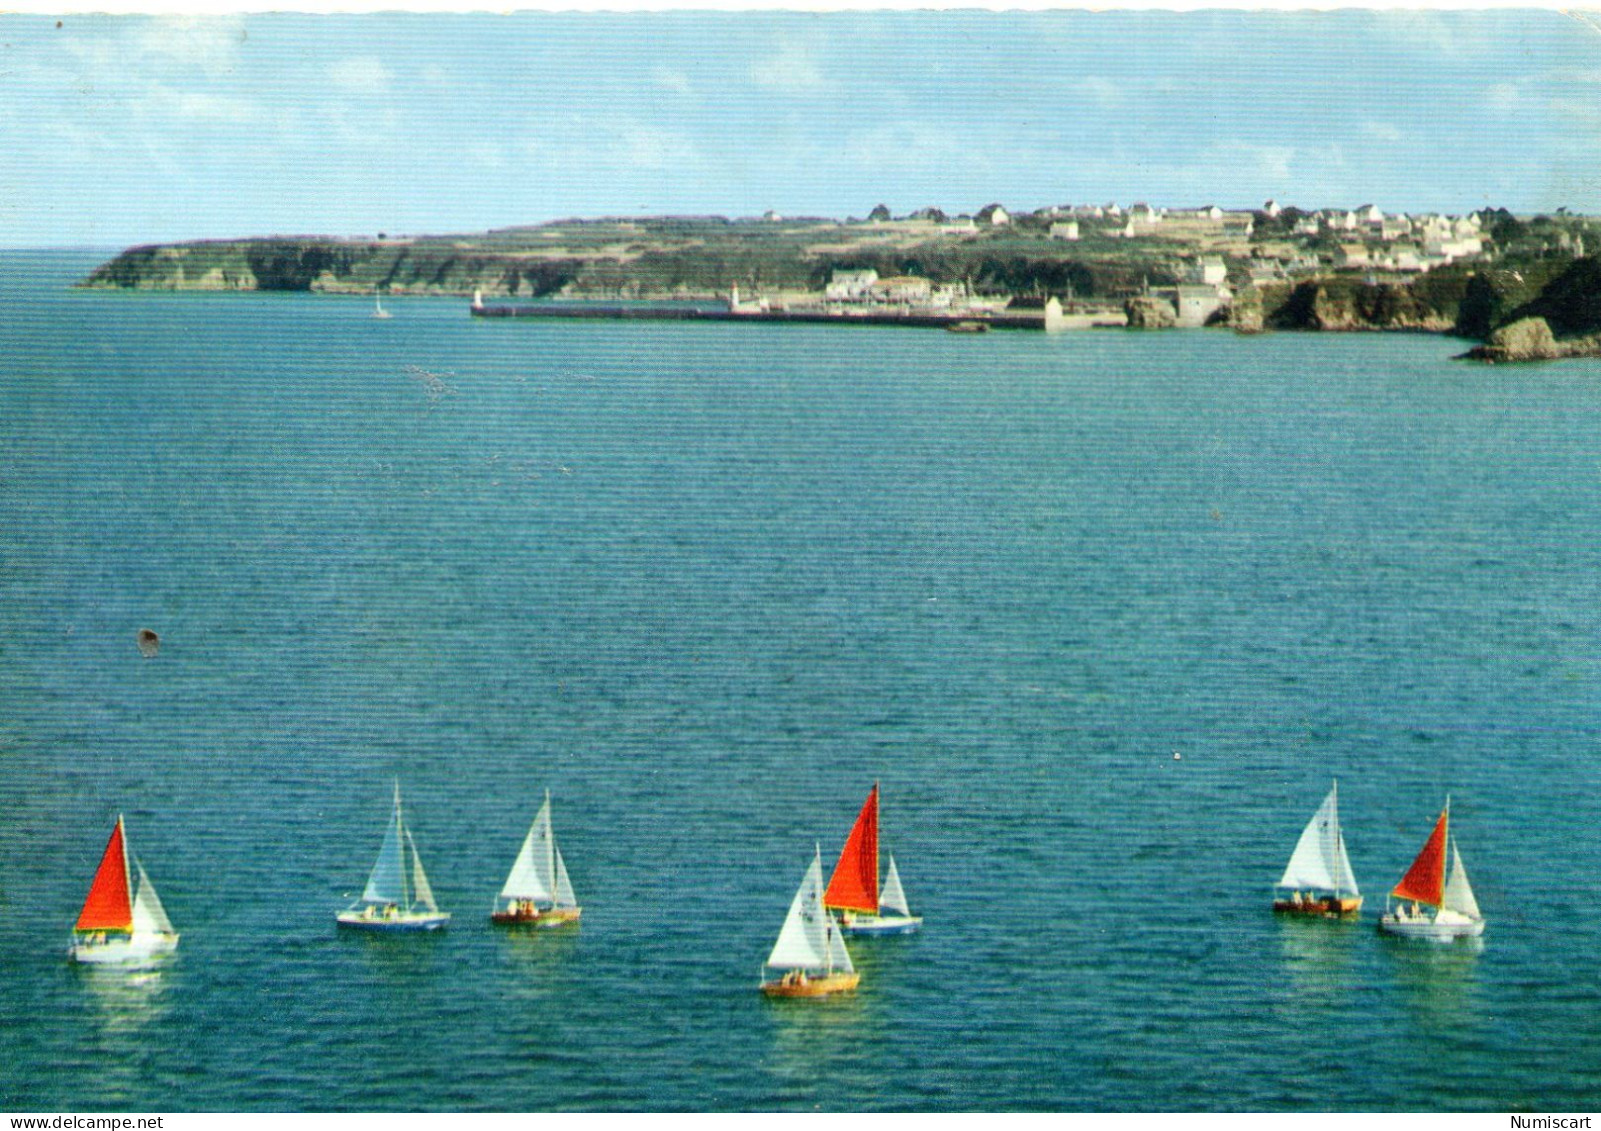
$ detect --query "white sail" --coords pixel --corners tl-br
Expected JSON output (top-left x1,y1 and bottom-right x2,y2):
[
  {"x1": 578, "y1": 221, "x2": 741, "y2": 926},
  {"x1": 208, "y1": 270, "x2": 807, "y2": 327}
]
[
  {"x1": 1277, "y1": 783, "x2": 1359, "y2": 896},
  {"x1": 130, "y1": 862, "x2": 175, "y2": 936},
  {"x1": 499, "y1": 817, "x2": 555, "y2": 903},
  {"x1": 362, "y1": 791, "x2": 408, "y2": 906},
  {"x1": 408, "y1": 832, "x2": 438, "y2": 913},
  {"x1": 1332, "y1": 829, "x2": 1359, "y2": 897},
  {"x1": 1442, "y1": 838, "x2": 1481, "y2": 919},
  {"x1": 766, "y1": 851, "x2": 829, "y2": 971},
  {"x1": 824, "y1": 913, "x2": 855, "y2": 973},
  {"x1": 880, "y1": 855, "x2": 911, "y2": 916},
  {"x1": 554, "y1": 847, "x2": 577, "y2": 909},
  {"x1": 532, "y1": 794, "x2": 557, "y2": 899}
]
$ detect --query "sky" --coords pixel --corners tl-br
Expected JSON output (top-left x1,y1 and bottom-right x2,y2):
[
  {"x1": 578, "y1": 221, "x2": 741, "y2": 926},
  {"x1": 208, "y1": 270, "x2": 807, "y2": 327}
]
[{"x1": 2, "y1": 9, "x2": 1600, "y2": 247}]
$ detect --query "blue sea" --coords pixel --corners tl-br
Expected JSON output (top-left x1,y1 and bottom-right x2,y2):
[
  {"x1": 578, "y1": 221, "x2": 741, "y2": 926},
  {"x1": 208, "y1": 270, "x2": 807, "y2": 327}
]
[{"x1": 2, "y1": 250, "x2": 1600, "y2": 1111}]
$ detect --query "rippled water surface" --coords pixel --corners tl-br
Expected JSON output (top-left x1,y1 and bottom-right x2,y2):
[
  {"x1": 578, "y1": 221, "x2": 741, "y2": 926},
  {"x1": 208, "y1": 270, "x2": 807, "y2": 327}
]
[{"x1": 2, "y1": 251, "x2": 1601, "y2": 1110}]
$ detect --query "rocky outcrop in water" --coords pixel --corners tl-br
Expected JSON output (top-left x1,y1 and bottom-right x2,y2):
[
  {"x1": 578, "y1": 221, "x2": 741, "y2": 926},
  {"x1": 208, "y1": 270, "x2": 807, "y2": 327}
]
[
  {"x1": 1123, "y1": 295, "x2": 1176, "y2": 329},
  {"x1": 1460, "y1": 316, "x2": 1601, "y2": 362}
]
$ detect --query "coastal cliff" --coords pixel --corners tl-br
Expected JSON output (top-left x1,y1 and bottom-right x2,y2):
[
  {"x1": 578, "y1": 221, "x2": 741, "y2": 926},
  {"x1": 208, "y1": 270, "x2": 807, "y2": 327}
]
[
  {"x1": 80, "y1": 220, "x2": 1601, "y2": 361},
  {"x1": 83, "y1": 238, "x2": 593, "y2": 298},
  {"x1": 1256, "y1": 277, "x2": 1464, "y2": 333},
  {"x1": 1459, "y1": 258, "x2": 1601, "y2": 360}
]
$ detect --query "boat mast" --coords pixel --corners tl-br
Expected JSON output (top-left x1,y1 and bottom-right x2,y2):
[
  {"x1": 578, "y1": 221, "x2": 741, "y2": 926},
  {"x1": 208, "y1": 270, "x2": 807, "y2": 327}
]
[
  {"x1": 395, "y1": 781, "x2": 410, "y2": 910},
  {"x1": 118, "y1": 814, "x2": 133, "y2": 912},
  {"x1": 874, "y1": 780, "x2": 883, "y2": 914},
  {"x1": 1441, "y1": 794, "x2": 1451, "y2": 901},
  {"x1": 819, "y1": 843, "x2": 833, "y2": 977},
  {"x1": 545, "y1": 789, "x2": 556, "y2": 909},
  {"x1": 1331, "y1": 779, "x2": 1340, "y2": 902}
]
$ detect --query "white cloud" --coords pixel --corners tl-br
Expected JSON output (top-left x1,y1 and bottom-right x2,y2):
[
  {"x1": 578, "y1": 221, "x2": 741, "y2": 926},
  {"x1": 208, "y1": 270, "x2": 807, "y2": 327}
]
[
  {"x1": 651, "y1": 66, "x2": 694, "y2": 97},
  {"x1": 140, "y1": 83, "x2": 259, "y2": 124},
  {"x1": 749, "y1": 43, "x2": 828, "y2": 95},
  {"x1": 1485, "y1": 82, "x2": 1522, "y2": 114},
  {"x1": 1201, "y1": 140, "x2": 1296, "y2": 184},
  {"x1": 1360, "y1": 121, "x2": 1404, "y2": 144},
  {"x1": 843, "y1": 121, "x2": 976, "y2": 171},
  {"x1": 133, "y1": 17, "x2": 244, "y2": 79},
  {"x1": 467, "y1": 141, "x2": 504, "y2": 169},
  {"x1": 328, "y1": 56, "x2": 391, "y2": 96},
  {"x1": 1074, "y1": 76, "x2": 1124, "y2": 110},
  {"x1": 617, "y1": 123, "x2": 698, "y2": 172}
]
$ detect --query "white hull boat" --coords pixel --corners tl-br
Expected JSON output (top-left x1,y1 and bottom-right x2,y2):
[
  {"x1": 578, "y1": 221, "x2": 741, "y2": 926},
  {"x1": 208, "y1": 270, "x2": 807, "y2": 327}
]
[
  {"x1": 824, "y1": 783, "x2": 922, "y2": 937},
  {"x1": 1378, "y1": 905, "x2": 1485, "y2": 941},
  {"x1": 1377, "y1": 798, "x2": 1484, "y2": 943},
  {"x1": 339, "y1": 782, "x2": 451, "y2": 933},
  {"x1": 69, "y1": 816, "x2": 179, "y2": 966},
  {"x1": 71, "y1": 932, "x2": 180, "y2": 965}
]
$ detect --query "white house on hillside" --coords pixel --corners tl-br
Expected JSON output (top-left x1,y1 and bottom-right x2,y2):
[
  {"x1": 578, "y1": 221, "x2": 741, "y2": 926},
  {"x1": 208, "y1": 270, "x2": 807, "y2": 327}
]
[
  {"x1": 825, "y1": 269, "x2": 879, "y2": 300},
  {"x1": 1185, "y1": 257, "x2": 1228, "y2": 286}
]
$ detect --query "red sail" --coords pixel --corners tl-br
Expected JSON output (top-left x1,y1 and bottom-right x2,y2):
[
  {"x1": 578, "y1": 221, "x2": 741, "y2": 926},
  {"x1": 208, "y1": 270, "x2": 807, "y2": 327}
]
[
  {"x1": 1392, "y1": 807, "x2": 1448, "y2": 907},
  {"x1": 824, "y1": 784, "x2": 880, "y2": 914},
  {"x1": 75, "y1": 818, "x2": 134, "y2": 932}
]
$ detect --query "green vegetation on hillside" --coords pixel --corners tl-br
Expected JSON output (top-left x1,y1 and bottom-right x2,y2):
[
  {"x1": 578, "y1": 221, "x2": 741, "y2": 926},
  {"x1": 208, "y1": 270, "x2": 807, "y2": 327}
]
[{"x1": 80, "y1": 210, "x2": 1601, "y2": 355}]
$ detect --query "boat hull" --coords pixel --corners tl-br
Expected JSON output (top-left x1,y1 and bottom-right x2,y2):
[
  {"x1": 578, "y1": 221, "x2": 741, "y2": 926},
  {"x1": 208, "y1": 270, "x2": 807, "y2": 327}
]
[
  {"x1": 337, "y1": 909, "x2": 450, "y2": 932},
  {"x1": 69, "y1": 932, "x2": 179, "y2": 966},
  {"x1": 839, "y1": 912, "x2": 922, "y2": 936},
  {"x1": 1273, "y1": 895, "x2": 1362, "y2": 918},
  {"x1": 1378, "y1": 911, "x2": 1484, "y2": 941},
  {"x1": 490, "y1": 906, "x2": 582, "y2": 928},
  {"x1": 761, "y1": 971, "x2": 861, "y2": 998}
]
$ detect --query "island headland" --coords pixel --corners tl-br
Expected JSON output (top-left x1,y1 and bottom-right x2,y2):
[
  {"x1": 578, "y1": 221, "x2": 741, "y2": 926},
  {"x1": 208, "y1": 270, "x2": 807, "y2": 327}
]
[{"x1": 81, "y1": 202, "x2": 1601, "y2": 361}]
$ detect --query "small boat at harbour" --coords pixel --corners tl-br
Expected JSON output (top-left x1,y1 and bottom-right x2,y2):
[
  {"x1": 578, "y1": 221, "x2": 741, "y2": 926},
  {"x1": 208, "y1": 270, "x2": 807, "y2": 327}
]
[
  {"x1": 70, "y1": 816, "x2": 179, "y2": 965},
  {"x1": 945, "y1": 319, "x2": 989, "y2": 333},
  {"x1": 1378, "y1": 797, "x2": 1484, "y2": 941},
  {"x1": 337, "y1": 783, "x2": 450, "y2": 932},
  {"x1": 490, "y1": 790, "x2": 581, "y2": 927},
  {"x1": 825, "y1": 783, "x2": 922, "y2": 935},
  {"x1": 761, "y1": 846, "x2": 860, "y2": 998},
  {"x1": 1273, "y1": 780, "x2": 1362, "y2": 917}
]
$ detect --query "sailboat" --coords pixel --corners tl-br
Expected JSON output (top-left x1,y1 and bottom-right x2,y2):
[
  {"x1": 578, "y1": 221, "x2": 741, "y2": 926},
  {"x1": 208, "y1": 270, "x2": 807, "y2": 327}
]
[
  {"x1": 490, "y1": 790, "x2": 582, "y2": 927},
  {"x1": 336, "y1": 783, "x2": 450, "y2": 931},
  {"x1": 1378, "y1": 797, "x2": 1485, "y2": 941},
  {"x1": 1273, "y1": 780, "x2": 1362, "y2": 916},
  {"x1": 761, "y1": 845, "x2": 860, "y2": 998},
  {"x1": 373, "y1": 292, "x2": 393, "y2": 320},
  {"x1": 824, "y1": 783, "x2": 922, "y2": 935},
  {"x1": 69, "y1": 816, "x2": 179, "y2": 965}
]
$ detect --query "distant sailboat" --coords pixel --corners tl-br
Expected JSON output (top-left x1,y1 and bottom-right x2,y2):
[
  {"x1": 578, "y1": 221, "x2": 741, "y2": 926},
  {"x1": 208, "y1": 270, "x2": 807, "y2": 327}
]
[
  {"x1": 70, "y1": 816, "x2": 179, "y2": 965},
  {"x1": 491, "y1": 790, "x2": 582, "y2": 928},
  {"x1": 1378, "y1": 797, "x2": 1484, "y2": 941},
  {"x1": 761, "y1": 845, "x2": 860, "y2": 998},
  {"x1": 1273, "y1": 781, "x2": 1362, "y2": 917},
  {"x1": 337, "y1": 783, "x2": 450, "y2": 931},
  {"x1": 373, "y1": 292, "x2": 393, "y2": 320},
  {"x1": 824, "y1": 783, "x2": 922, "y2": 935}
]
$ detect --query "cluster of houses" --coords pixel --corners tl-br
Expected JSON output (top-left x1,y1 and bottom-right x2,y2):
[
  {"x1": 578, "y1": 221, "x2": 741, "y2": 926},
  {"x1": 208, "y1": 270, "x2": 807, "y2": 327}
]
[
  {"x1": 827, "y1": 199, "x2": 1495, "y2": 280},
  {"x1": 820, "y1": 269, "x2": 992, "y2": 311},
  {"x1": 734, "y1": 200, "x2": 1508, "y2": 328},
  {"x1": 934, "y1": 198, "x2": 1493, "y2": 276}
]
